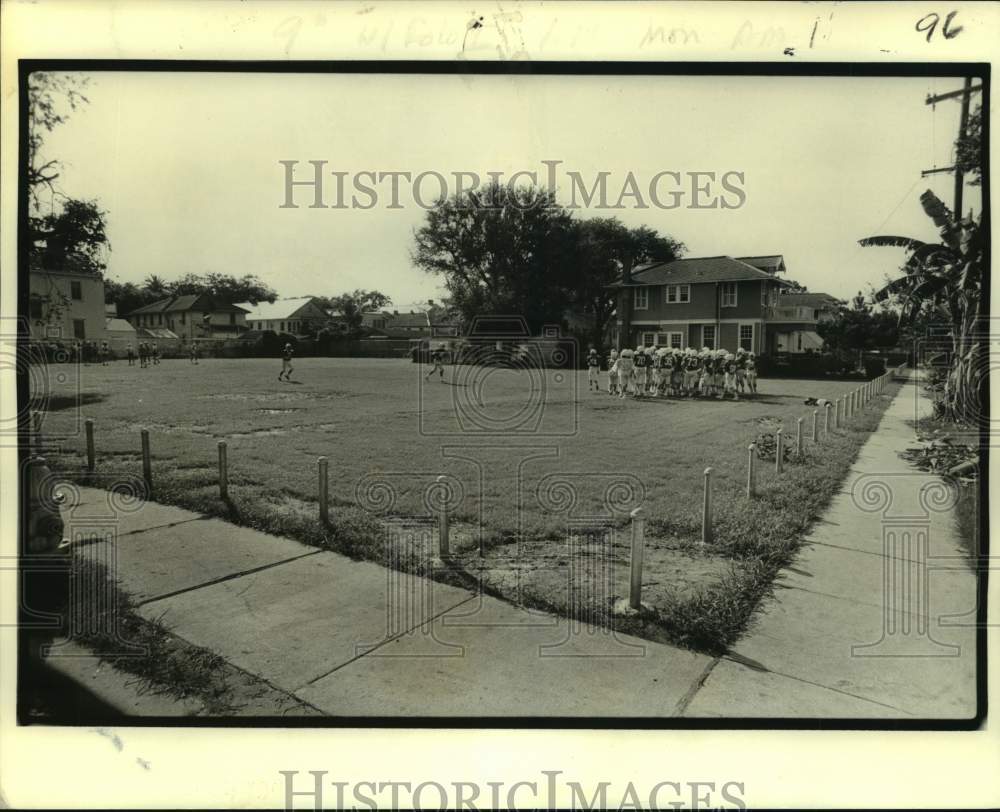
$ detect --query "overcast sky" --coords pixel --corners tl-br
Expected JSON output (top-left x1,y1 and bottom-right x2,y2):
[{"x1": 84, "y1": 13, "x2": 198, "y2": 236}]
[{"x1": 36, "y1": 71, "x2": 980, "y2": 310}]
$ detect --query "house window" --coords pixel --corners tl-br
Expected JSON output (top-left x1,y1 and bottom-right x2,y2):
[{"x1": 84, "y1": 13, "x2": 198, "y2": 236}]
[
  {"x1": 229, "y1": 313, "x2": 235, "y2": 325},
  {"x1": 721, "y1": 282, "x2": 738, "y2": 308},
  {"x1": 665, "y1": 285, "x2": 690, "y2": 304},
  {"x1": 29, "y1": 299, "x2": 43, "y2": 319},
  {"x1": 641, "y1": 332, "x2": 657, "y2": 346},
  {"x1": 668, "y1": 331, "x2": 684, "y2": 349},
  {"x1": 70, "y1": 281, "x2": 82, "y2": 300},
  {"x1": 180, "y1": 313, "x2": 185, "y2": 324},
  {"x1": 798, "y1": 333, "x2": 803, "y2": 351},
  {"x1": 633, "y1": 287, "x2": 648, "y2": 310},
  {"x1": 280, "y1": 322, "x2": 285, "y2": 332},
  {"x1": 761, "y1": 283, "x2": 768, "y2": 307},
  {"x1": 702, "y1": 325, "x2": 716, "y2": 349},
  {"x1": 72, "y1": 319, "x2": 85, "y2": 339},
  {"x1": 158, "y1": 314, "x2": 163, "y2": 325},
  {"x1": 739, "y1": 324, "x2": 754, "y2": 352}
]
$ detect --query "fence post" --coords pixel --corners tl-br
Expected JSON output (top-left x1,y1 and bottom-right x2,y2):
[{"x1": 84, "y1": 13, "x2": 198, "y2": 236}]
[
  {"x1": 775, "y1": 429, "x2": 783, "y2": 473},
  {"x1": 836, "y1": 398, "x2": 842, "y2": 428},
  {"x1": 702, "y1": 467, "x2": 713, "y2": 544},
  {"x1": 85, "y1": 419, "x2": 95, "y2": 472},
  {"x1": 825, "y1": 403, "x2": 832, "y2": 437},
  {"x1": 629, "y1": 507, "x2": 645, "y2": 611},
  {"x1": 436, "y1": 475, "x2": 450, "y2": 558},
  {"x1": 217, "y1": 441, "x2": 228, "y2": 499},
  {"x1": 746, "y1": 444, "x2": 756, "y2": 498},
  {"x1": 140, "y1": 429, "x2": 152, "y2": 491},
  {"x1": 812, "y1": 409, "x2": 819, "y2": 443},
  {"x1": 318, "y1": 456, "x2": 329, "y2": 524},
  {"x1": 796, "y1": 417, "x2": 804, "y2": 456}
]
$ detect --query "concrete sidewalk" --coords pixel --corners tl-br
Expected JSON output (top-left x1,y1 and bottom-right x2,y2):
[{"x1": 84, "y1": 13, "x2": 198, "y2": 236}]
[
  {"x1": 44, "y1": 371, "x2": 978, "y2": 718},
  {"x1": 682, "y1": 371, "x2": 979, "y2": 718}
]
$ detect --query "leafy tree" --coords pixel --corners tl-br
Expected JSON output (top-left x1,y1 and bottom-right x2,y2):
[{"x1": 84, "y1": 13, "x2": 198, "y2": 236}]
[
  {"x1": 323, "y1": 290, "x2": 393, "y2": 333},
  {"x1": 955, "y1": 105, "x2": 982, "y2": 187},
  {"x1": 816, "y1": 298, "x2": 899, "y2": 360},
  {"x1": 412, "y1": 181, "x2": 577, "y2": 333},
  {"x1": 32, "y1": 199, "x2": 109, "y2": 275},
  {"x1": 26, "y1": 72, "x2": 110, "y2": 277},
  {"x1": 166, "y1": 273, "x2": 277, "y2": 305},
  {"x1": 569, "y1": 218, "x2": 684, "y2": 350},
  {"x1": 860, "y1": 189, "x2": 984, "y2": 421}
]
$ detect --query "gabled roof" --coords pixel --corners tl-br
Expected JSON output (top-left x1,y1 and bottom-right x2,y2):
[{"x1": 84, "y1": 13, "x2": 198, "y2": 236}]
[
  {"x1": 736, "y1": 255, "x2": 786, "y2": 273},
  {"x1": 238, "y1": 297, "x2": 323, "y2": 322},
  {"x1": 390, "y1": 311, "x2": 430, "y2": 329},
  {"x1": 612, "y1": 256, "x2": 792, "y2": 287},
  {"x1": 105, "y1": 318, "x2": 136, "y2": 333},
  {"x1": 778, "y1": 292, "x2": 843, "y2": 308},
  {"x1": 128, "y1": 293, "x2": 250, "y2": 317}
]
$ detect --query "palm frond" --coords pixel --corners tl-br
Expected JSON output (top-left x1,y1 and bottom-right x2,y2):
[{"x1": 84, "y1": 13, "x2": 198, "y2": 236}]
[{"x1": 858, "y1": 236, "x2": 927, "y2": 250}]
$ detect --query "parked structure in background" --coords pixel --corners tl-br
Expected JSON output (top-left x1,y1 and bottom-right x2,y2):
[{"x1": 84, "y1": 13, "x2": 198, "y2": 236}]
[
  {"x1": 769, "y1": 291, "x2": 844, "y2": 354},
  {"x1": 610, "y1": 254, "x2": 839, "y2": 355},
  {"x1": 28, "y1": 268, "x2": 108, "y2": 343},
  {"x1": 239, "y1": 296, "x2": 330, "y2": 335},
  {"x1": 126, "y1": 293, "x2": 250, "y2": 340}
]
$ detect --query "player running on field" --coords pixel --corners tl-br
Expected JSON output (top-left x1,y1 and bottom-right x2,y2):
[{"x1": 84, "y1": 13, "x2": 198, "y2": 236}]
[
  {"x1": 426, "y1": 344, "x2": 447, "y2": 382},
  {"x1": 278, "y1": 342, "x2": 294, "y2": 381}
]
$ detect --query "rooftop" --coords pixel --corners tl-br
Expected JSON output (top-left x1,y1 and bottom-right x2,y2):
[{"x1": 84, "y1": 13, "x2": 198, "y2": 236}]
[
  {"x1": 613, "y1": 256, "x2": 793, "y2": 287},
  {"x1": 128, "y1": 293, "x2": 250, "y2": 316},
  {"x1": 238, "y1": 297, "x2": 322, "y2": 321}
]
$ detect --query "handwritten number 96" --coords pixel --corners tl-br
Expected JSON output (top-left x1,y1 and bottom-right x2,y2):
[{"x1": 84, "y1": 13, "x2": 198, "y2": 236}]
[{"x1": 916, "y1": 10, "x2": 963, "y2": 42}]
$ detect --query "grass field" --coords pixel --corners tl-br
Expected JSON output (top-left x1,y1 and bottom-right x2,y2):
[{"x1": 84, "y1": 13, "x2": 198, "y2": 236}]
[{"x1": 39, "y1": 356, "x2": 901, "y2": 653}]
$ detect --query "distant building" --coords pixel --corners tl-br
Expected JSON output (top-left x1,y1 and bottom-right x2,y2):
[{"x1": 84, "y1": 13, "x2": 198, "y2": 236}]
[
  {"x1": 362, "y1": 310, "x2": 432, "y2": 338},
  {"x1": 239, "y1": 296, "x2": 331, "y2": 335},
  {"x1": 28, "y1": 269, "x2": 107, "y2": 343},
  {"x1": 126, "y1": 293, "x2": 249, "y2": 340},
  {"x1": 105, "y1": 317, "x2": 137, "y2": 350},
  {"x1": 769, "y1": 291, "x2": 844, "y2": 354}
]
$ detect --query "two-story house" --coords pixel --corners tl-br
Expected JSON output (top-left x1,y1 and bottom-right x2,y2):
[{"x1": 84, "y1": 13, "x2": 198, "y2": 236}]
[
  {"x1": 126, "y1": 293, "x2": 249, "y2": 340},
  {"x1": 28, "y1": 269, "x2": 108, "y2": 343},
  {"x1": 610, "y1": 255, "x2": 840, "y2": 356},
  {"x1": 610, "y1": 255, "x2": 790, "y2": 354}
]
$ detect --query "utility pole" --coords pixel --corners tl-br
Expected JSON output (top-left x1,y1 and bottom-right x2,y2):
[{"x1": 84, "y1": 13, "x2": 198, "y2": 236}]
[{"x1": 922, "y1": 78, "x2": 982, "y2": 217}]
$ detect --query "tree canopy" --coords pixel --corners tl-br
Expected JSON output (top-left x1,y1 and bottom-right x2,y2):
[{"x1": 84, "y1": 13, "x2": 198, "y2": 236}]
[{"x1": 411, "y1": 181, "x2": 684, "y2": 341}]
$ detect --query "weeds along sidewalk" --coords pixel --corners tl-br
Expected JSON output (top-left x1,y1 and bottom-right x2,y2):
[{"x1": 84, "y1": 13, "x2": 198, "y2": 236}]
[
  {"x1": 42, "y1": 373, "x2": 905, "y2": 657},
  {"x1": 681, "y1": 370, "x2": 979, "y2": 718}
]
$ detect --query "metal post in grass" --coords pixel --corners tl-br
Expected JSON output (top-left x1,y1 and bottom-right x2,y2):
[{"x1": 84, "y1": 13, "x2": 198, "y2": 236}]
[
  {"x1": 746, "y1": 444, "x2": 756, "y2": 499},
  {"x1": 436, "y1": 475, "x2": 450, "y2": 558},
  {"x1": 796, "y1": 417, "x2": 804, "y2": 457},
  {"x1": 775, "y1": 429, "x2": 784, "y2": 473},
  {"x1": 812, "y1": 409, "x2": 819, "y2": 443},
  {"x1": 217, "y1": 441, "x2": 229, "y2": 500},
  {"x1": 318, "y1": 456, "x2": 329, "y2": 524},
  {"x1": 85, "y1": 419, "x2": 95, "y2": 472},
  {"x1": 825, "y1": 403, "x2": 832, "y2": 437},
  {"x1": 835, "y1": 398, "x2": 842, "y2": 428},
  {"x1": 701, "y1": 467, "x2": 713, "y2": 545},
  {"x1": 140, "y1": 429, "x2": 152, "y2": 491},
  {"x1": 628, "y1": 507, "x2": 645, "y2": 610}
]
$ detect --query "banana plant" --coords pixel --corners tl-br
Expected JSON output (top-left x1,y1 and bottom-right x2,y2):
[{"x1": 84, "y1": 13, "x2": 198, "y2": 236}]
[{"x1": 859, "y1": 189, "x2": 984, "y2": 422}]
